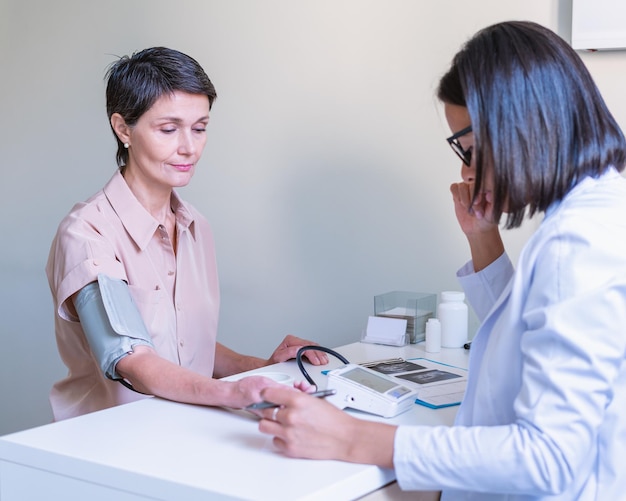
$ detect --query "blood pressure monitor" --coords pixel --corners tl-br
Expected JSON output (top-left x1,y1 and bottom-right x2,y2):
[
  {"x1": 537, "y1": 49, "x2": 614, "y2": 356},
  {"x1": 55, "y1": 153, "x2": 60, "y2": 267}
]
[{"x1": 325, "y1": 364, "x2": 419, "y2": 418}]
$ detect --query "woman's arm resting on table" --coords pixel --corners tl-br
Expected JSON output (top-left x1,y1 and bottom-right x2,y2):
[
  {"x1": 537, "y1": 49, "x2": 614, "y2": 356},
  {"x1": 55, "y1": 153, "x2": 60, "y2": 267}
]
[
  {"x1": 74, "y1": 276, "x2": 284, "y2": 409},
  {"x1": 213, "y1": 335, "x2": 329, "y2": 379},
  {"x1": 115, "y1": 345, "x2": 279, "y2": 408}
]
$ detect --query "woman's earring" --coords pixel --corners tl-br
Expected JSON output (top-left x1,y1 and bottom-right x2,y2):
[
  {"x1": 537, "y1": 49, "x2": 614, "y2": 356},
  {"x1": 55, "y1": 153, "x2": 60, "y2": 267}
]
[{"x1": 124, "y1": 142, "x2": 129, "y2": 149}]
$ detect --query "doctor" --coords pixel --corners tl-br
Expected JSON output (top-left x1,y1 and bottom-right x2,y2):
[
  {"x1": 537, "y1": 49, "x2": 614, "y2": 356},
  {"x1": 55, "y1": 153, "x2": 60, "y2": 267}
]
[{"x1": 257, "y1": 21, "x2": 626, "y2": 500}]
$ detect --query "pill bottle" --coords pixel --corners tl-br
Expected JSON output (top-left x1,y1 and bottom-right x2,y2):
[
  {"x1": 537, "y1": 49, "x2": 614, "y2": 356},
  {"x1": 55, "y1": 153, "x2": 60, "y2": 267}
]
[
  {"x1": 438, "y1": 291, "x2": 468, "y2": 348},
  {"x1": 425, "y1": 318, "x2": 441, "y2": 353}
]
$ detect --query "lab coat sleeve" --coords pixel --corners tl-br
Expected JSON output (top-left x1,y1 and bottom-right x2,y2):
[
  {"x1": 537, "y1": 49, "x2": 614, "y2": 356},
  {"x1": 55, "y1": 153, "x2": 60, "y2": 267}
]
[{"x1": 456, "y1": 252, "x2": 514, "y2": 321}]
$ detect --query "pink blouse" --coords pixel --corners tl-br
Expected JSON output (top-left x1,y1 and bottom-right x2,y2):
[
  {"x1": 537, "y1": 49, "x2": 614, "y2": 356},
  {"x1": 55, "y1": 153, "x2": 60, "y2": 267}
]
[{"x1": 46, "y1": 171, "x2": 220, "y2": 420}]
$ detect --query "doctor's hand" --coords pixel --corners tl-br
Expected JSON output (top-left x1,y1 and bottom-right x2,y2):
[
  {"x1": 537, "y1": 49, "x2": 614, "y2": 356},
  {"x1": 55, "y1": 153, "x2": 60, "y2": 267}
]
[
  {"x1": 257, "y1": 386, "x2": 396, "y2": 467},
  {"x1": 450, "y1": 181, "x2": 504, "y2": 272},
  {"x1": 266, "y1": 335, "x2": 329, "y2": 366},
  {"x1": 450, "y1": 181, "x2": 498, "y2": 237}
]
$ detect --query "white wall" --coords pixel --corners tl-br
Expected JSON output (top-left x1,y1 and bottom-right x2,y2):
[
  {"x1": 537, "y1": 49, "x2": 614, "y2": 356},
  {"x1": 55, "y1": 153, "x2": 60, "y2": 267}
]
[{"x1": 1, "y1": 0, "x2": 624, "y2": 435}]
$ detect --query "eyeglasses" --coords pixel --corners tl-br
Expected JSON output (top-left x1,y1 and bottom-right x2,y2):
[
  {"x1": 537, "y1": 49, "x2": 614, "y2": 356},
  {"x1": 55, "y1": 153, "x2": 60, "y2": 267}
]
[{"x1": 446, "y1": 125, "x2": 473, "y2": 166}]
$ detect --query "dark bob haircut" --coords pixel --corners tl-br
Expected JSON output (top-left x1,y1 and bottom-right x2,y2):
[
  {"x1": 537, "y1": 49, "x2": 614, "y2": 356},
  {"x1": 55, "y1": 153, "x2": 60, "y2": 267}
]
[
  {"x1": 438, "y1": 21, "x2": 626, "y2": 229},
  {"x1": 105, "y1": 47, "x2": 217, "y2": 167}
]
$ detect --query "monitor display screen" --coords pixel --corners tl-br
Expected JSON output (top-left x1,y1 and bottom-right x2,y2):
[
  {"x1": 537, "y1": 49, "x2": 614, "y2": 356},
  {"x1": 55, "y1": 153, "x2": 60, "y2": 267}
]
[{"x1": 341, "y1": 367, "x2": 398, "y2": 393}]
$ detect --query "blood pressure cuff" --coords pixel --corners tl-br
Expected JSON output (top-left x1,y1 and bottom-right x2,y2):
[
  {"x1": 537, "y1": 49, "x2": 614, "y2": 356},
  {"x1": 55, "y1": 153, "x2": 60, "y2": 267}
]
[{"x1": 73, "y1": 274, "x2": 155, "y2": 381}]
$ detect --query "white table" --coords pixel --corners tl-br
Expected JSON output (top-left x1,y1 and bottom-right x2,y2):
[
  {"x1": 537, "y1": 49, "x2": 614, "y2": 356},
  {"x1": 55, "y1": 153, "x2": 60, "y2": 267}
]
[{"x1": 0, "y1": 342, "x2": 469, "y2": 500}]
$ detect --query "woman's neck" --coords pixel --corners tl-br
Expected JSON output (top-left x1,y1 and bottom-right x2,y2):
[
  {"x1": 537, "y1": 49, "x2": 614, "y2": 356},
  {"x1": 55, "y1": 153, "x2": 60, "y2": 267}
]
[{"x1": 121, "y1": 167, "x2": 173, "y2": 224}]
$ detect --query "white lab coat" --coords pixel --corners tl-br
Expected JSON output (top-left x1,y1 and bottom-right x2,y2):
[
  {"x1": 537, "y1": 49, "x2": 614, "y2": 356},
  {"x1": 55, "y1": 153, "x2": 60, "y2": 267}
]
[{"x1": 394, "y1": 168, "x2": 626, "y2": 500}]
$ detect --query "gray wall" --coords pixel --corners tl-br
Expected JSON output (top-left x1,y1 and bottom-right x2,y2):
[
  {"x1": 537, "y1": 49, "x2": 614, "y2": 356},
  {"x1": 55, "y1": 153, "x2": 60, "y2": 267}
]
[{"x1": 1, "y1": 0, "x2": 624, "y2": 435}]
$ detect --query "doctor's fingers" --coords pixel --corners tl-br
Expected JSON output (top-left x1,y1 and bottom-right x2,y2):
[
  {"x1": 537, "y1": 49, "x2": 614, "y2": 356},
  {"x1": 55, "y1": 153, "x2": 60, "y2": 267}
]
[
  {"x1": 260, "y1": 386, "x2": 301, "y2": 411},
  {"x1": 258, "y1": 417, "x2": 305, "y2": 458},
  {"x1": 258, "y1": 407, "x2": 320, "y2": 456},
  {"x1": 450, "y1": 182, "x2": 475, "y2": 209}
]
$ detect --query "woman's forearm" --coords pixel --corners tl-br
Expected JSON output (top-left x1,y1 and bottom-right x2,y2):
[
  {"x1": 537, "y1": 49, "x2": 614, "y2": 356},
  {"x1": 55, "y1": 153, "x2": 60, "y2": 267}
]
[
  {"x1": 467, "y1": 228, "x2": 505, "y2": 272},
  {"x1": 116, "y1": 346, "x2": 232, "y2": 405}
]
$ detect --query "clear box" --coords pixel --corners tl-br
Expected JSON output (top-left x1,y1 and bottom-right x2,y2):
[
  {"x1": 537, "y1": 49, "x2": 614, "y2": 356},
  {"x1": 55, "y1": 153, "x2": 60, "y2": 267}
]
[{"x1": 374, "y1": 291, "x2": 437, "y2": 343}]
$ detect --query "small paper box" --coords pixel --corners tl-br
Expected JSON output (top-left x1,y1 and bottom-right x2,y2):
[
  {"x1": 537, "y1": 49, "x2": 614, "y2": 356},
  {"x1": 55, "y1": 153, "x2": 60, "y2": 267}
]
[
  {"x1": 374, "y1": 291, "x2": 436, "y2": 343},
  {"x1": 361, "y1": 315, "x2": 408, "y2": 347}
]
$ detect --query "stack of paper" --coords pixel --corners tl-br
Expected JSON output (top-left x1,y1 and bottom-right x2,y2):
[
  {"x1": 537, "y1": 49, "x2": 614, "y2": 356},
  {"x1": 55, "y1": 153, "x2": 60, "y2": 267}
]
[
  {"x1": 361, "y1": 315, "x2": 408, "y2": 346},
  {"x1": 376, "y1": 307, "x2": 433, "y2": 343}
]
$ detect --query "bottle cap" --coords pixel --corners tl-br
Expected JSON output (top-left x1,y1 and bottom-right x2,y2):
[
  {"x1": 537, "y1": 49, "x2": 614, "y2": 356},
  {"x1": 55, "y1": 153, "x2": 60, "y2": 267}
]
[{"x1": 441, "y1": 291, "x2": 465, "y2": 302}]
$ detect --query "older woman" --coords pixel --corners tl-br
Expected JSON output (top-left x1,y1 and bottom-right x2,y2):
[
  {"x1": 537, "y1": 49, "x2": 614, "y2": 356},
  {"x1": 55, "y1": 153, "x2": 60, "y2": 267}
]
[{"x1": 47, "y1": 47, "x2": 327, "y2": 421}]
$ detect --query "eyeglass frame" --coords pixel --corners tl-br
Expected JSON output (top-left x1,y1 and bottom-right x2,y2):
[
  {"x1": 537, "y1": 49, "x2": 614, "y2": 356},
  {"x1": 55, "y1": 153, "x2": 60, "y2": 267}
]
[{"x1": 446, "y1": 125, "x2": 473, "y2": 166}]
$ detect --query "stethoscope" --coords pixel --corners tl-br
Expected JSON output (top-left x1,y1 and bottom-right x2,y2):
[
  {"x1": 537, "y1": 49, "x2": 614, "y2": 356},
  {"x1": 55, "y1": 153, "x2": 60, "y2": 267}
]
[{"x1": 296, "y1": 345, "x2": 350, "y2": 387}]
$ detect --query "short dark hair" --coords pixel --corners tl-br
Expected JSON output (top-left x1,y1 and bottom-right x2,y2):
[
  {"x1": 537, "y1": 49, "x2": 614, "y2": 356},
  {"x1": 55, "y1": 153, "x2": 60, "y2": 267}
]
[
  {"x1": 105, "y1": 47, "x2": 217, "y2": 167},
  {"x1": 437, "y1": 21, "x2": 626, "y2": 229}
]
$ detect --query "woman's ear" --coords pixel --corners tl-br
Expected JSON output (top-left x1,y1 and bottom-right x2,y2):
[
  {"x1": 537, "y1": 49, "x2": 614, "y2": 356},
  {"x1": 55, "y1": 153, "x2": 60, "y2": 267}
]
[{"x1": 110, "y1": 113, "x2": 131, "y2": 145}]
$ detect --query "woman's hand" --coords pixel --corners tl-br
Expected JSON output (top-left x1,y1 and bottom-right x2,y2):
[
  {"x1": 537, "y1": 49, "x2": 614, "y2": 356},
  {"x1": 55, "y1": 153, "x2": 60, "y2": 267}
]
[
  {"x1": 227, "y1": 376, "x2": 288, "y2": 409},
  {"x1": 213, "y1": 340, "x2": 328, "y2": 380},
  {"x1": 450, "y1": 182, "x2": 497, "y2": 236},
  {"x1": 267, "y1": 335, "x2": 329, "y2": 366},
  {"x1": 450, "y1": 182, "x2": 504, "y2": 272}
]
